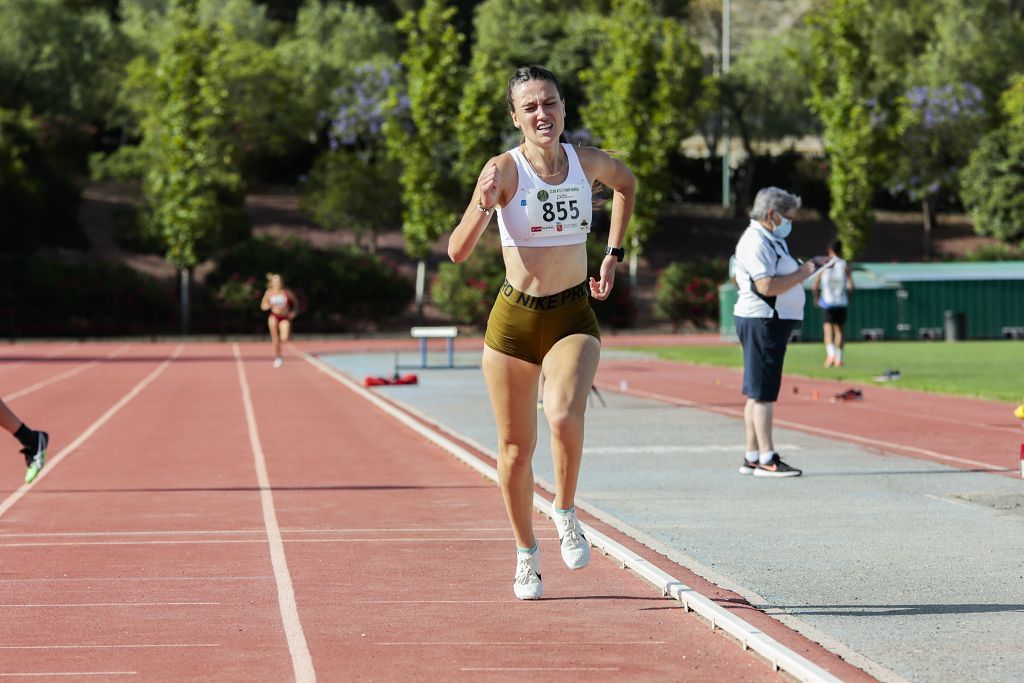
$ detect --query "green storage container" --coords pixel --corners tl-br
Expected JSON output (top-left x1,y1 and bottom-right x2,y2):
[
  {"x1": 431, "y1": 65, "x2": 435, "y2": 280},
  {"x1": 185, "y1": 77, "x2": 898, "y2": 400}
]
[{"x1": 719, "y1": 261, "x2": 1024, "y2": 341}]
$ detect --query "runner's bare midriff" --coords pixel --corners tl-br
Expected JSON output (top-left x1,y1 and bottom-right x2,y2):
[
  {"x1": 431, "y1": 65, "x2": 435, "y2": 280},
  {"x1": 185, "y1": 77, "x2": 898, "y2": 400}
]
[{"x1": 502, "y1": 242, "x2": 588, "y2": 296}]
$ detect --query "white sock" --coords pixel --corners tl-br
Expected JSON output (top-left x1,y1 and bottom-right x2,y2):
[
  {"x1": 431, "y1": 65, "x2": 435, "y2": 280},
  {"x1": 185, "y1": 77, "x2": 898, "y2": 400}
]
[
  {"x1": 826, "y1": 344, "x2": 836, "y2": 357},
  {"x1": 745, "y1": 450, "x2": 760, "y2": 463},
  {"x1": 835, "y1": 348, "x2": 843, "y2": 363},
  {"x1": 759, "y1": 450, "x2": 777, "y2": 465}
]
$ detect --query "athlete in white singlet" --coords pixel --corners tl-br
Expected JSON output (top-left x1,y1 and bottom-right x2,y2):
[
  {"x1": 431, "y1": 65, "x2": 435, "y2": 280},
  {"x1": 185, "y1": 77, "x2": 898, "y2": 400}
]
[
  {"x1": 448, "y1": 65, "x2": 636, "y2": 600},
  {"x1": 813, "y1": 239, "x2": 855, "y2": 367}
]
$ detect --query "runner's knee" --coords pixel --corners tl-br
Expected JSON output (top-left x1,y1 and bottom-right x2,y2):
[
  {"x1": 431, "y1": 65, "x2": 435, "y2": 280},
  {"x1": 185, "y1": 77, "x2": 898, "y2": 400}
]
[{"x1": 498, "y1": 440, "x2": 535, "y2": 474}]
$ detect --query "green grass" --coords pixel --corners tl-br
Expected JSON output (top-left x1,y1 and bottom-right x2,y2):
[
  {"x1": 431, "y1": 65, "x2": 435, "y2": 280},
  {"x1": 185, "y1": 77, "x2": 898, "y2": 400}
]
[{"x1": 627, "y1": 340, "x2": 1024, "y2": 403}]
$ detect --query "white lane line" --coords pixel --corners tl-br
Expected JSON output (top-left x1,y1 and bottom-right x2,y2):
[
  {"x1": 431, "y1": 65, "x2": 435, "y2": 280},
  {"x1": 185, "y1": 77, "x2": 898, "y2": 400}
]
[
  {"x1": 232, "y1": 344, "x2": 315, "y2": 683},
  {"x1": 623, "y1": 358, "x2": 1020, "y2": 436},
  {"x1": 0, "y1": 343, "x2": 79, "y2": 374},
  {"x1": 0, "y1": 537, "x2": 546, "y2": 548},
  {"x1": 0, "y1": 530, "x2": 267, "y2": 538},
  {"x1": 378, "y1": 642, "x2": 665, "y2": 646},
  {"x1": 924, "y1": 494, "x2": 992, "y2": 512},
  {"x1": 0, "y1": 345, "x2": 184, "y2": 519},
  {"x1": 2, "y1": 602, "x2": 218, "y2": 608},
  {"x1": 784, "y1": 385, "x2": 1022, "y2": 435},
  {"x1": 585, "y1": 443, "x2": 802, "y2": 455},
  {"x1": 0, "y1": 527, "x2": 516, "y2": 538},
  {"x1": 0, "y1": 576, "x2": 272, "y2": 583},
  {"x1": 3, "y1": 344, "x2": 131, "y2": 402},
  {"x1": 0, "y1": 673, "x2": 136, "y2": 678},
  {"x1": 461, "y1": 668, "x2": 619, "y2": 672},
  {"x1": 301, "y1": 351, "x2": 844, "y2": 683},
  {"x1": 0, "y1": 644, "x2": 219, "y2": 650},
  {"x1": 360, "y1": 600, "x2": 505, "y2": 604},
  {"x1": 611, "y1": 383, "x2": 1009, "y2": 471}
]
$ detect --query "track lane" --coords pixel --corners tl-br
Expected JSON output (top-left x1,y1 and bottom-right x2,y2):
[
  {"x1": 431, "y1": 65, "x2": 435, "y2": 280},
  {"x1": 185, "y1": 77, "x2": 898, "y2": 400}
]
[
  {"x1": 0, "y1": 343, "x2": 295, "y2": 681},
  {"x1": 236, "y1": 342, "x2": 823, "y2": 681},
  {"x1": 595, "y1": 358, "x2": 1021, "y2": 475}
]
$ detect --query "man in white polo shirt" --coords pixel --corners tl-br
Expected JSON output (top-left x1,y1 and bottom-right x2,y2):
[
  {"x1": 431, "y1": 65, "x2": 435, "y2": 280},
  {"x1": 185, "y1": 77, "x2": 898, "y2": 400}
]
[{"x1": 733, "y1": 187, "x2": 828, "y2": 477}]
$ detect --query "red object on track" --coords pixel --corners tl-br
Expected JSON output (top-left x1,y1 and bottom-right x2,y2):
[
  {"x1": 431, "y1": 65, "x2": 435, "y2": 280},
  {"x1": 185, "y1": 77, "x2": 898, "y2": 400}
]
[{"x1": 363, "y1": 373, "x2": 418, "y2": 387}]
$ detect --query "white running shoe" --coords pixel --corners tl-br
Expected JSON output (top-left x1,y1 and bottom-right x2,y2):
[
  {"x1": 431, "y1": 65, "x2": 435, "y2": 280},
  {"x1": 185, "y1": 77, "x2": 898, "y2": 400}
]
[
  {"x1": 513, "y1": 547, "x2": 543, "y2": 600},
  {"x1": 552, "y1": 506, "x2": 590, "y2": 570},
  {"x1": 272, "y1": 357, "x2": 283, "y2": 368}
]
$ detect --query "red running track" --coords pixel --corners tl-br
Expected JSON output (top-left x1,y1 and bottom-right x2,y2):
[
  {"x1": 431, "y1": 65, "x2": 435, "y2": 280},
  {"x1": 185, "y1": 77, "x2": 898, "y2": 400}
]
[
  {"x1": 0, "y1": 341, "x2": 871, "y2": 681},
  {"x1": 590, "y1": 356, "x2": 1022, "y2": 476},
  {"x1": 292, "y1": 331, "x2": 1020, "y2": 474}
]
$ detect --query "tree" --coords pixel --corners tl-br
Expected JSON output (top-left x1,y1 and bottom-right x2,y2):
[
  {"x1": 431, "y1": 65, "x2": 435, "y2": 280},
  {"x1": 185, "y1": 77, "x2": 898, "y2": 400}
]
[
  {"x1": 888, "y1": 82, "x2": 987, "y2": 257},
  {"x1": 805, "y1": 0, "x2": 880, "y2": 260},
  {"x1": 114, "y1": 0, "x2": 305, "y2": 181},
  {"x1": 886, "y1": 0, "x2": 1024, "y2": 258},
  {"x1": 580, "y1": 0, "x2": 705, "y2": 283},
  {"x1": 216, "y1": 33, "x2": 308, "y2": 179},
  {"x1": 136, "y1": 0, "x2": 245, "y2": 332},
  {"x1": 960, "y1": 75, "x2": 1024, "y2": 244},
  {"x1": 455, "y1": 0, "x2": 568, "y2": 187},
  {"x1": 303, "y1": 61, "x2": 403, "y2": 252},
  {"x1": 0, "y1": 0, "x2": 126, "y2": 123},
  {"x1": 721, "y1": 29, "x2": 819, "y2": 212},
  {"x1": 383, "y1": 0, "x2": 464, "y2": 319},
  {"x1": 0, "y1": 108, "x2": 85, "y2": 254},
  {"x1": 302, "y1": 150, "x2": 401, "y2": 253},
  {"x1": 275, "y1": 0, "x2": 397, "y2": 136}
]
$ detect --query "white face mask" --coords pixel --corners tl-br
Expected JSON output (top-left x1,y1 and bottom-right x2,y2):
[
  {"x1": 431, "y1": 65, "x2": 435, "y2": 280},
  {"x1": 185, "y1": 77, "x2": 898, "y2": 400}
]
[{"x1": 773, "y1": 213, "x2": 792, "y2": 239}]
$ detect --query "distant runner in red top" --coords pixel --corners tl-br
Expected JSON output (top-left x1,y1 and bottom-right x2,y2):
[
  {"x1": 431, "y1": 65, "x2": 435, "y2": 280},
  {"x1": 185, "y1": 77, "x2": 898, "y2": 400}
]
[{"x1": 260, "y1": 273, "x2": 298, "y2": 368}]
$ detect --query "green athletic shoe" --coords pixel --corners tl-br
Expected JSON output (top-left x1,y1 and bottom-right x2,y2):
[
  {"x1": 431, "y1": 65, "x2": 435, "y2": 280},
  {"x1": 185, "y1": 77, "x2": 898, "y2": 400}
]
[{"x1": 22, "y1": 431, "x2": 47, "y2": 484}]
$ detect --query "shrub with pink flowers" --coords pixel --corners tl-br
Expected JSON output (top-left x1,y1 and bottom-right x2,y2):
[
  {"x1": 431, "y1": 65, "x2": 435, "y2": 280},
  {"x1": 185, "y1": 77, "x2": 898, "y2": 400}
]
[{"x1": 653, "y1": 261, "x2": 724, "y2": 331}]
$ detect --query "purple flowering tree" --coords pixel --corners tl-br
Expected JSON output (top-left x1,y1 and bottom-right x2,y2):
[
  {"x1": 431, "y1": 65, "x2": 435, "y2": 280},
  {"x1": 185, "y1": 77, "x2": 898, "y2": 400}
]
[
  {"x1": 302, "y1": 61, "x2": 405, "y2": 252},
  {"x1": 324, "y1": 61, "x2": 408, "y2": 157},
  {"x1": 888, "y1": 82, "x2": 986, "y2": 258}
]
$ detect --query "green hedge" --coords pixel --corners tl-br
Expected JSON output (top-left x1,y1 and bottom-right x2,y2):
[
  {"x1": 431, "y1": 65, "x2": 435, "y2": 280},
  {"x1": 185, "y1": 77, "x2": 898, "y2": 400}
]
[
  {"x1": 203, "y1": 236, "x2": 414, "y2": 332},
  {"x1": 653, "y1": 260, "x2": 726, "y2": 330},
  {"x1": 0, "y1": 255, "x2": 177, "y2": 337}
]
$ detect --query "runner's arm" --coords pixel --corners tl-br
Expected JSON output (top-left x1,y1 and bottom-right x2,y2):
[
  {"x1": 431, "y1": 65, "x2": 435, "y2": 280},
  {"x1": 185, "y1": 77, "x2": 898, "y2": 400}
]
[
  {"x1": 580, "y1": 147, "x2": 636, "y2": 301},
  {"x1": 448, "y1": 154, "x2": 514, "y2": 263}
]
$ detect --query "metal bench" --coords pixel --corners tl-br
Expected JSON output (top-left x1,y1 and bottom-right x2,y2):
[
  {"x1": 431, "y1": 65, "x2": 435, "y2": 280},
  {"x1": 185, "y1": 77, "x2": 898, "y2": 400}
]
[{"x1": 410, "y1": 326, "x2": 459, "y2": 368}]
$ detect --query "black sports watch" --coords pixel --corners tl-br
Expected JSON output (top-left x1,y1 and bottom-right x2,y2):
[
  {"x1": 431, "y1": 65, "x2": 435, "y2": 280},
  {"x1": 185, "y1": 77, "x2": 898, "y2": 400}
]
[{"x1": 605, "y1": 246, "x2": 625, "y2": 262}]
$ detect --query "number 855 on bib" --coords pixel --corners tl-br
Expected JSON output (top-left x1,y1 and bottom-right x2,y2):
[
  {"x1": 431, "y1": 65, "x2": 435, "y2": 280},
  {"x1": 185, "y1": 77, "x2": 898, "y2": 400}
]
[{"x1": 525, "y1": 185, "x2": 592, "y2": 239}]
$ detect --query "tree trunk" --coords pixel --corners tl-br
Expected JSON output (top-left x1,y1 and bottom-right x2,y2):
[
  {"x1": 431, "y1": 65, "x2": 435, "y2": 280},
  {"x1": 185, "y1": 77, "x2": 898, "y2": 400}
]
[
  {"x1": 730, "y1": 102, "x2": 757, "y2": 218},
  {"x1": 415, "y1": 259, "x2": 426, "y2": 324},
  {"x1": 921, "y1": 196, "x2": 936, "y2": 261},
  {"x1": 628, "y1": 234, "x2": 640, "y2": 290},
  {"x1": 179, "y1": 268, "x2": 191, "y2": 335}
]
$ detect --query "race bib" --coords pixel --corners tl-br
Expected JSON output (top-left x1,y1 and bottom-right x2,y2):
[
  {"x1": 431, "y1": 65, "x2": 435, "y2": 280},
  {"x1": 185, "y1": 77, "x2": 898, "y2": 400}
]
[{"x1": 524, "y1": 184, "x2": 592, "y2": 239}]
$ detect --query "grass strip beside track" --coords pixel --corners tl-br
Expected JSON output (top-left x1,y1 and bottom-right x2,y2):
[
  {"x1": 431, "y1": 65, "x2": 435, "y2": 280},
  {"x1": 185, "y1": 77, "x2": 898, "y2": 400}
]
[{"x1": 629, "y1": 340, "x2": 1023, "y2": 403}]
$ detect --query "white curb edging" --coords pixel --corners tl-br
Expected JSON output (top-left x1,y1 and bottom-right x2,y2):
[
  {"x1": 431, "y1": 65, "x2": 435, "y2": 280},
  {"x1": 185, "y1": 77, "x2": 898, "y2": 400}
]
[{"x1": 301, "y1": 351, "x2": 843, "y2": 683}]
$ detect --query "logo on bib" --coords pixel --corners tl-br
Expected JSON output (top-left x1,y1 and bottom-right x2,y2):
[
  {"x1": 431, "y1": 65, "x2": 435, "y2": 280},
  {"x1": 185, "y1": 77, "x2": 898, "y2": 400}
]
[{"x1": 536, "y1": 190, "x2": 549, "y2": 202}]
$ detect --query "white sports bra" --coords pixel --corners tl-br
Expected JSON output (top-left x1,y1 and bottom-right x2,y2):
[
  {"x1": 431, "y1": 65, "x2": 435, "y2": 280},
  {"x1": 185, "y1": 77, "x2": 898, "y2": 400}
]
[{"x1": 497, "y1": 143, "x2": 592, "y2": 248}]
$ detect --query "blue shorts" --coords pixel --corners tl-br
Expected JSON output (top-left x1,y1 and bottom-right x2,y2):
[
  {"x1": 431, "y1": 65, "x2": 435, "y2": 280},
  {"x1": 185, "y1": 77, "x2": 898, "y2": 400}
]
[{"x1": 736, "y1": 316, "x2": 797, "y2": 402}]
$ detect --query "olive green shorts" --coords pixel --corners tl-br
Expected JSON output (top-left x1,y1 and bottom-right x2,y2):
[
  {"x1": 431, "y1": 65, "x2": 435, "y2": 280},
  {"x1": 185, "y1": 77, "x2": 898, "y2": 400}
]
[{"x1": 483, "y1": 279, "x2": 601, "y2": 365}]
